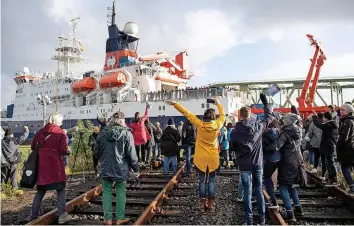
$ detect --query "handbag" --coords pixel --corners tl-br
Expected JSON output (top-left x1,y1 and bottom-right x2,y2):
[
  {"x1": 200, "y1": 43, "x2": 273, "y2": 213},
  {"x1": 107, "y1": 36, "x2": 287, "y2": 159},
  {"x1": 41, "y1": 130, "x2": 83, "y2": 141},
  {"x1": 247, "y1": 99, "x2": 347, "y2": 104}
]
[{"x1": 20, "y1": 134, "x2": 51, "y2": 188}]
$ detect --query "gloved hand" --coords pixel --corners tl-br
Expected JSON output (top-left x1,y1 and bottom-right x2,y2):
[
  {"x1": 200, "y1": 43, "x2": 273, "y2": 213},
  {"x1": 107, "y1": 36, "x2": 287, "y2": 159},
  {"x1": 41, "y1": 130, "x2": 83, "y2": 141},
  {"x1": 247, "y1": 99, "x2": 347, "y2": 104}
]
[
  {"x1": 291, "y1": 105, "x2": 299, "y2": 115},
  {"x1": 260, "y1": 93, "x2": 268, "y2": 105}
]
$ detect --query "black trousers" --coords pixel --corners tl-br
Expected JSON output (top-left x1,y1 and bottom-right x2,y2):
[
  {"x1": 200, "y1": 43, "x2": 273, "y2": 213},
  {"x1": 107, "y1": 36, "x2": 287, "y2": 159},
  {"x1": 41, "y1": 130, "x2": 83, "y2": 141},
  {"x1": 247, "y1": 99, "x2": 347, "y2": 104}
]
[
  {"x1": 1, "y1": 164, "x2": 18, "y2": 189},
  {"x1": 311, "y1": 147, "x2": 321, "y2": 169}
]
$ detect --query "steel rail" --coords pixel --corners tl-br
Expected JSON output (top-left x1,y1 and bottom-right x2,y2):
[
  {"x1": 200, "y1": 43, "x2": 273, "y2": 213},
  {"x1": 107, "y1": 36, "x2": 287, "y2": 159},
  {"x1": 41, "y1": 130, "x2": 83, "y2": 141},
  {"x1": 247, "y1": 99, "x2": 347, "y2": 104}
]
[
  {"x1": 133, "y1": 162, "x2": 186, "y2": 225},
  {"x1": 263, "y1": 190, "x2": 287, "y2": 225},
  {"x1": 26, "y1": 185, "x2": 102, "y2": 225},
  {"x1": 306, "y1": 170, "x2": 354, "y2": 207}
]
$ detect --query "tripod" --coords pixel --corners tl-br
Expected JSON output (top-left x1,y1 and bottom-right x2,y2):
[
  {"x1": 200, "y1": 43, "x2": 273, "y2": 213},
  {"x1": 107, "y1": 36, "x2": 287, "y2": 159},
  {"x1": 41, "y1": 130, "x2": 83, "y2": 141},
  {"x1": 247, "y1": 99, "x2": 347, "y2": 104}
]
[{"x1": 72, "y1": 132, "x2": 89, "y2": 182}]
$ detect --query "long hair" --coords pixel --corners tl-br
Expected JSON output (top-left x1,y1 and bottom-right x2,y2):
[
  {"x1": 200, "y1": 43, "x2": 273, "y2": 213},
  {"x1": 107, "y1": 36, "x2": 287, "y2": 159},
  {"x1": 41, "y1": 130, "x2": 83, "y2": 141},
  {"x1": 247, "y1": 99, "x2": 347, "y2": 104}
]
[{"x1": 203, "y1": 108, "x2": 216, "y2": 121}]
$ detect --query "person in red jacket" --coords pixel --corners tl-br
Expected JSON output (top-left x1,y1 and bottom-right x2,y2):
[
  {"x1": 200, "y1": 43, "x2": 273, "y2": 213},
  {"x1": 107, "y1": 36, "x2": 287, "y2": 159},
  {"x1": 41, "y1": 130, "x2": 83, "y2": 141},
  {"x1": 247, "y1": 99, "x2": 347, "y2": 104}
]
[
  {"x1": 27, "y1": 112, "x2": 72, "y2": 224},
  {"x1": 130, "y1": 103, "x2": 150, "y2": 163}
]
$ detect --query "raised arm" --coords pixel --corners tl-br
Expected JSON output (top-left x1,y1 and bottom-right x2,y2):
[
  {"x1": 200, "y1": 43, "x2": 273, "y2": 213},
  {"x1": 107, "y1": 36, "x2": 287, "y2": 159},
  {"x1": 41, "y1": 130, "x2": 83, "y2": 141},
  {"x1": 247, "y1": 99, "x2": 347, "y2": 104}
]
[
  {"x1": 215, "y1": 102, "x2": 226, "y2": 129},
  {"x1": 312, "y1": 115, "x2": 328, "y2": 130},
  {"x1": 141, "y1": 106, "x2": 149, "y2": 122},
  {"x1": 14, "y1": 126, "x2": 29, "y2": 145},
  {"x1": 260, "y1": 93, "x2": 274, "y2": 128},
  {"x1": 173, "y1": 103, "x2": 202, "y2": 128}
]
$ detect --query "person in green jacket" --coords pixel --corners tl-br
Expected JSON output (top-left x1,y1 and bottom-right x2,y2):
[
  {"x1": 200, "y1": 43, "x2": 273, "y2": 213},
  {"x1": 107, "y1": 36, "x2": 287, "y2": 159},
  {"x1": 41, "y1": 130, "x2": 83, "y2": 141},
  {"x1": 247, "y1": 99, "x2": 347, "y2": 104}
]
[{"x1": 94, "y1": 111, "x2": 139, "y2": 225}]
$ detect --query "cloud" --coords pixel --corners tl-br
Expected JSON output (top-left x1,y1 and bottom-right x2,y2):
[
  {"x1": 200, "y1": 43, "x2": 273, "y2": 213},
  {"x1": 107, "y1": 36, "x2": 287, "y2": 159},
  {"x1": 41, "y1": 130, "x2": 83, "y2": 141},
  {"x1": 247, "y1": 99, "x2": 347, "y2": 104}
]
[{"x1": 177, "y1": 9, "x2": 239, "y2": 68}]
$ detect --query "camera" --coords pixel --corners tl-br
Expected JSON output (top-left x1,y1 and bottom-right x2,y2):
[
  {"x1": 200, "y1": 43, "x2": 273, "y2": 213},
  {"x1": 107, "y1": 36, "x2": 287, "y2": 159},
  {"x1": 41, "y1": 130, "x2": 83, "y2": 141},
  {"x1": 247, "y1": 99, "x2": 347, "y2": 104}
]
[{"x1": 206, "y1": 99, "x2": 216, "y2": 104}]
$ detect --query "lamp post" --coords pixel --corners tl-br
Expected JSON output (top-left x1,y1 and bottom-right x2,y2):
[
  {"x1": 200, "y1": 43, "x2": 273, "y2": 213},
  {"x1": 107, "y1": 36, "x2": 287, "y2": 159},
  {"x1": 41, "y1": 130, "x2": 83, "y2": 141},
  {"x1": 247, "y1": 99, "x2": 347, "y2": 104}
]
[{"x1": 36, "y1": 94, "x2": 52, "y2": 126}]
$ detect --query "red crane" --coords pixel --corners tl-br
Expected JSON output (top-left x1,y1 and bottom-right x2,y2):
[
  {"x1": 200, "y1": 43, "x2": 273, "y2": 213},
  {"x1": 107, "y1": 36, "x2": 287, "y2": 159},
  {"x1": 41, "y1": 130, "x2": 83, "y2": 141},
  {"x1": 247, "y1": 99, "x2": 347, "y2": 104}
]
[{"x1": 250, "y1": 34, "x2": 329, "y2": 118}]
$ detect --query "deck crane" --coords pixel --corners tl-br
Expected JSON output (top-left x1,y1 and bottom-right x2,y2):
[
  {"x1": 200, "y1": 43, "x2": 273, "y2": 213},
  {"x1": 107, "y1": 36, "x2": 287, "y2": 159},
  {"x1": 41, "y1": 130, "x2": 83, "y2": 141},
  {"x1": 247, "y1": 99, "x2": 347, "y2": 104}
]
[{"x1": 250, "y1": 34, "x2": 330, "y2": 119}]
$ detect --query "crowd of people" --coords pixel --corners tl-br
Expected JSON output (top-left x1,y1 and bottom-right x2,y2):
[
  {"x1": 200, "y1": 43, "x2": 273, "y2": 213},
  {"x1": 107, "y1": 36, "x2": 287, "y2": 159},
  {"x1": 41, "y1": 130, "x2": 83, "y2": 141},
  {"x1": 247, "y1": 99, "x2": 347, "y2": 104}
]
[{"x1": 1, "y1": 95, "x2": 353, "y2": 225}]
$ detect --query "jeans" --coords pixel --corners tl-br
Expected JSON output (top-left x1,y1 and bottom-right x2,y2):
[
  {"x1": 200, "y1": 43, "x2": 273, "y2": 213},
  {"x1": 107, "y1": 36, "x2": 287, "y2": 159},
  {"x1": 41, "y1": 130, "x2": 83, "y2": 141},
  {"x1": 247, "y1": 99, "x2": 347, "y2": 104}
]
[
  {"x1": 31, "y1": 188, "x2": 66, "y2": 219},
  {"x1": 341, "y1": 164, "x2": 354, "y2": 186},
  {"x1": 1, "y1": 164, "x2": 18, "y2": 189},
  {"x1": 199, "y1": 168, "x2": 216, "y2": 199},
  {"x1": 102, "y1": 179, "x2": 126, "y2": 220},
  {"x1": 180, "y1": 144, "x2": 192, "y2": 174},
  {"x1": 279, "y1": 184, "x2": 300, "y2": 211},
  {"x1": 240, "y1": 165, "x2": 265, "y2": 225},
  {"x1": 163, "y1": 156, "x2": 177, "y2": 175},
  {"x1": 308, "y1": 150, "x2": 314, "y2": 165},
  {"x1": 324, "y1": 153, "x2": 338, "y2": 180},
  {"x1": 238, "y1": 175, "x2": 243, "y2": 200},
  {"x1": 154, "y1": 143, "x2": 161, "y2": 157},
  {"x1": 263, "y1": 161, "x2": 278, "y2": 202}
]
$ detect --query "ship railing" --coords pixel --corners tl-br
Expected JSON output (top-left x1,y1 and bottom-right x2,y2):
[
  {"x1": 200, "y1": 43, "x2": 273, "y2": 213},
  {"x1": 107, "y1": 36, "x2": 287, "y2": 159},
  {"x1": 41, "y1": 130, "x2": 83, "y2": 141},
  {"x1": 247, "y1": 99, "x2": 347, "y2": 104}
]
[{"x1": 143, "y1": 88, "x2": 224, "y2": 102}]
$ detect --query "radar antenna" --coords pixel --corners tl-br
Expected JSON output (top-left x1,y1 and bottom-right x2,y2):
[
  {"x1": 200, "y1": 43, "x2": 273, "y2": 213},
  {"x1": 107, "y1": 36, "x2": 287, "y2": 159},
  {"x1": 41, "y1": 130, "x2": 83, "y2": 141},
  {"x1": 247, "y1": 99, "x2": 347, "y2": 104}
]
[{"x1": 70, "y1": 17, "x2": 80, "y2": 48}]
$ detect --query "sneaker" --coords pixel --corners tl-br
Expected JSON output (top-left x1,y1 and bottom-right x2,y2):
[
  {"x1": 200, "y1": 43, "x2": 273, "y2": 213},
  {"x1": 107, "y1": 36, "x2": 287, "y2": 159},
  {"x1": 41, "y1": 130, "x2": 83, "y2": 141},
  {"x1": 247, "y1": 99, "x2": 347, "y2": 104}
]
[
  {"x1": 319, "y1": 176, "x2": 325, "y2": 181},
  {"x1": 294, "y1": 205, "x2": 304, "y2": 216},
  {"x1": 268, "y1": 199, "x2": 279, "y2": 209},
  {"x1": 285, "y1": 210, "x2": 296, "y2": 223},
  {"x1": 58, "y1": 212, "x2": 72, "y2": 224},
  {"x1": 237, "y1": 197, "x2": 243, "y2": 203},
  {"x1": 251, "y1": 198, "x2": 256, "y2": 203},
  {"x1": 325, "y1": 180, "x2": 340, "y2": 187},
  {"x1": 310, "y1": 168, "x2": 318, "y2": 173}
]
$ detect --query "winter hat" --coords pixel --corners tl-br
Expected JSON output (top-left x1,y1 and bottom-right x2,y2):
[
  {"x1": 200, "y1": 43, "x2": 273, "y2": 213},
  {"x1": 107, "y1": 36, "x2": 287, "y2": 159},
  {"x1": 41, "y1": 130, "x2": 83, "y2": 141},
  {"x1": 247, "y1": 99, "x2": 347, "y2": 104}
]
[
  {"x1": 168, "y1": 119, "x2": 174, "y2": 125},
  {"x1": 341, "y1": 103, "x2": 354, "y2": 114},
  {"x1": 4, "y1": 128, "x2": 13, "y2": 136},
  {"x1": 281, "y1": 113, "x2": 299, "y2": 126}
]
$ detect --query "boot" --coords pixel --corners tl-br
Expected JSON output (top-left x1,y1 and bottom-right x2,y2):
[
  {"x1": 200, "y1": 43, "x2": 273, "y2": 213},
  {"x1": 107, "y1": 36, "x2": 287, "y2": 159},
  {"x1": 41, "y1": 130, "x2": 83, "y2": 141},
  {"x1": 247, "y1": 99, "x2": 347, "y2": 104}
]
[
  {"x1": 200, "y1": 198, "x2": 207, "y2": 213},
  {"x1": 348, "y1": 185, "x2": 354, "y2": 196},
  {"x1": 294, "y1": 205, "x2": 304, "y2": 216},
  {"x1": 285, "y1": 210, "x2": 296, "y2": 223},
  {"x1": 207, "y1": 198, "x2": 215, "y2": 212},
  {"x1": 103, "y1": 220, "x2": 112, "y2": 225},
  {"x1": 116, "y1": 218, "x2": 130, "y2": 225}
]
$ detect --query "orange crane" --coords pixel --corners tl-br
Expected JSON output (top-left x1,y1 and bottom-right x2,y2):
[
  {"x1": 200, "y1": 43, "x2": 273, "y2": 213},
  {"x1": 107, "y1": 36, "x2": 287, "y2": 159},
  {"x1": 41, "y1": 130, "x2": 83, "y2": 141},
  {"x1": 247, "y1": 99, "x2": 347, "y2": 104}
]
[{"x1": 251, "y1": 34, "x2": 329, "y2": 118}]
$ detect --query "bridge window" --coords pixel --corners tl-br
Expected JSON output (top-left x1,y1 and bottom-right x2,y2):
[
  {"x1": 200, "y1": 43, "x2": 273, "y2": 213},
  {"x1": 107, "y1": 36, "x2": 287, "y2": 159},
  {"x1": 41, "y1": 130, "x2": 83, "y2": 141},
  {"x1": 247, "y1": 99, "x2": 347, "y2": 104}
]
[{"x1": 202, "y1": 103, "x2": 205, "y2": 108}]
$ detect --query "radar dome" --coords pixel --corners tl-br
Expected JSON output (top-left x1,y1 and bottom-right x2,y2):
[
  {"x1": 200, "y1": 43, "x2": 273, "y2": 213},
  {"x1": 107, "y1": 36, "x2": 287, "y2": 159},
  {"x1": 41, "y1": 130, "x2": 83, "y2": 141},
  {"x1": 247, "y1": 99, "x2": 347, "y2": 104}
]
[{"x1": 123, "y1": 22, "x2": 138, "y2": 36}]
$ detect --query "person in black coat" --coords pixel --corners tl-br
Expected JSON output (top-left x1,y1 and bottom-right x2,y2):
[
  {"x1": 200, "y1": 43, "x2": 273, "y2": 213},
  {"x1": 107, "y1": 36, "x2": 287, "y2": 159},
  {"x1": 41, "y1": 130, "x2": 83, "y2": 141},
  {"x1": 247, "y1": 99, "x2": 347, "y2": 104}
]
[
  {"x1": 161, "y1": 119, "x2": 181, "y2": 175},
  {"x1": 337, "y1": 103, "x2": 354, "y2": 195},
  {"x1": 312, "y1": 112, "x2": 340, "y2": 186},
  {"x1": 274, "y1": 113, "x2": 304, "y2": 222}
]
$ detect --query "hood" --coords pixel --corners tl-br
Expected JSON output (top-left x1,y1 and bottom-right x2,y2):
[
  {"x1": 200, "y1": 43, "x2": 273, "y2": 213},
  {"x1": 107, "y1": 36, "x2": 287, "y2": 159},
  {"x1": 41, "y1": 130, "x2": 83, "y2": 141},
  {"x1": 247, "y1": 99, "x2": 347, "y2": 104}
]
[
  {"x1": 201, "y1": 120, "x2": 220, "y2": 133},
  {"x1": 232, "y1": 119, "x2": 258, "y2": 142},
  {"x1": 327, "y1": 120, "x2": 339, "y2": 129},
  {"x1": 264, "y1": 128, "x2": 279, "y2": 141},
  {"x1": 282, "y1": 124, "x2": 301, "y2": 140},
  {"x1": 41, "y1": 123, "x2": 62, "y2": 135},
  {"x1": 103, "y1": 125, "x2": 130, "y2": 142}
]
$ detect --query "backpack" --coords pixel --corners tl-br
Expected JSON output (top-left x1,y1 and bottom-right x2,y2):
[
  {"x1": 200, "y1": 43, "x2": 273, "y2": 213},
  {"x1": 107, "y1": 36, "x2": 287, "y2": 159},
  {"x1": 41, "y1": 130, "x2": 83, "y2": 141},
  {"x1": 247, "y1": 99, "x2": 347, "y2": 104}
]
[{"x1": 184, "y1": 124, "x2": 196, "y2": 140}]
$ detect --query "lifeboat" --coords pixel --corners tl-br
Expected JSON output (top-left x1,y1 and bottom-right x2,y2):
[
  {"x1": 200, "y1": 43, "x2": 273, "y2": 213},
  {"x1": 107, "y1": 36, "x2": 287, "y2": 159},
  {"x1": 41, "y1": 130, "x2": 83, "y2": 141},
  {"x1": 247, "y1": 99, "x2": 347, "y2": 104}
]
[
  {"x1": 72, "y1": 77, "x2": 96, "y2": 93},
  {"x1": 99, "y1": 71, "x2": 128, "y2": 89}
]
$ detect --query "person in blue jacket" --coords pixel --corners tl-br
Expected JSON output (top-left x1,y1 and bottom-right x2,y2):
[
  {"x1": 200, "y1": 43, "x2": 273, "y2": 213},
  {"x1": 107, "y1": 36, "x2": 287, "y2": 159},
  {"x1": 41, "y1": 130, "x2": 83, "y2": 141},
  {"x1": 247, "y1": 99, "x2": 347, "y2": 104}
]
[{"x1": 218, "y1": 123, "x2": 230, "y2": 172}]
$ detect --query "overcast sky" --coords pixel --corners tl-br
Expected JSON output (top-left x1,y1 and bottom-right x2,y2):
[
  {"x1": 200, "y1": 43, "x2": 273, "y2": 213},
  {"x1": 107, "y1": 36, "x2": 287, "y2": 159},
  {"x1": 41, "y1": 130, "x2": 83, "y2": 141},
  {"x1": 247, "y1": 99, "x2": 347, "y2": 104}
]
[{"x1": 1, "y1": 0, "x2": 354, "y2": 109}]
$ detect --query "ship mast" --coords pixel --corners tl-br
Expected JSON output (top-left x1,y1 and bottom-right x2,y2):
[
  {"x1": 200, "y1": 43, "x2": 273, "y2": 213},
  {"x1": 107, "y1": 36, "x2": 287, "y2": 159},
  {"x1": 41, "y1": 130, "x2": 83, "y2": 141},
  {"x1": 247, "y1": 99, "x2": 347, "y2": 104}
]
[{"x1": 52, "y1": 18, "x2": 85, "y2": 111}]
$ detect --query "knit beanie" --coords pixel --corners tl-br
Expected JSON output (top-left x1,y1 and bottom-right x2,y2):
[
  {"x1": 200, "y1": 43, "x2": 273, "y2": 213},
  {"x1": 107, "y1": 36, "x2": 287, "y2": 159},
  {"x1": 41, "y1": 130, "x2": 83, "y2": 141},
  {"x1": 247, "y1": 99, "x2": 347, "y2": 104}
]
[
  {"x1": 168, "y1": 119, "x2": 174, "y2": 125},
  {"x1": 5, "y1": 128, "x2": 13, "y2": 136},
  {"x1": 281, "y1": 113, "x2": 299, "y2": 126},
  {"x1": 341, "y1": 103, "x2": 354, "y2": 114}
]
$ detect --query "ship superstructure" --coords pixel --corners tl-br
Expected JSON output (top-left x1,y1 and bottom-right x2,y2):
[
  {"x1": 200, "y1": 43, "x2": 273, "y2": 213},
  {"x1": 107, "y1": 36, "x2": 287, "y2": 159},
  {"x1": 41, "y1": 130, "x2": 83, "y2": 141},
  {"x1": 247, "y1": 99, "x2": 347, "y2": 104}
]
[{"x1": 3, "y1": 1, "x2": 250, "y2": 136}]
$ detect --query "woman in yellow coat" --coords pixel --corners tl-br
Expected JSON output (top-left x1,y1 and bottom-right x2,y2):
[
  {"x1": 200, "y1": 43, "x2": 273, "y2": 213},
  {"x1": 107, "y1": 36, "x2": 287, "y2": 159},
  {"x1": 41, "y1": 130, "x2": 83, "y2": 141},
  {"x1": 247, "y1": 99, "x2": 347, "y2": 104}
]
[{"x1": 166, "y1": 98, "x2": 225, "y2": 212}]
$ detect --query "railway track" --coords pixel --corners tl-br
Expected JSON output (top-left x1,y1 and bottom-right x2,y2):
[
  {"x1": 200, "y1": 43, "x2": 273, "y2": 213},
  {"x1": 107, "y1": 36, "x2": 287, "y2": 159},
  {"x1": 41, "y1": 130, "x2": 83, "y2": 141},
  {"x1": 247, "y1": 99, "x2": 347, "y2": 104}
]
[
  {"x1": 220, "y1": 168, "x2": 354, "y2": 225},
  {"x1": 26, "y1": 162, "x2": 198, "y2": 225}
]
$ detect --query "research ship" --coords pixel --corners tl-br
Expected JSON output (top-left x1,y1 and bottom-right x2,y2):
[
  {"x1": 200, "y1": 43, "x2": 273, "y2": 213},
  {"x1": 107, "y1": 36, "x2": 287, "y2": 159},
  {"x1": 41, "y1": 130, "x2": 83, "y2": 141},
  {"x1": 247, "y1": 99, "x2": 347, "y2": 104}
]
[{"x1": 1, "y1": 2, "x2": 250, "y2": 138}]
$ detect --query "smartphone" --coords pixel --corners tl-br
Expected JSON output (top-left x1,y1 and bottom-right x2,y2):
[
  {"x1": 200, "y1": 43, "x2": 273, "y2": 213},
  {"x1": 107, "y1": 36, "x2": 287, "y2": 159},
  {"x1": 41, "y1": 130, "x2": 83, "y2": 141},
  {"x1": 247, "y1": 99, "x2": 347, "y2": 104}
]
[{"x1": 206, "y1": 99, "x2": 215, "y2": 104}]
